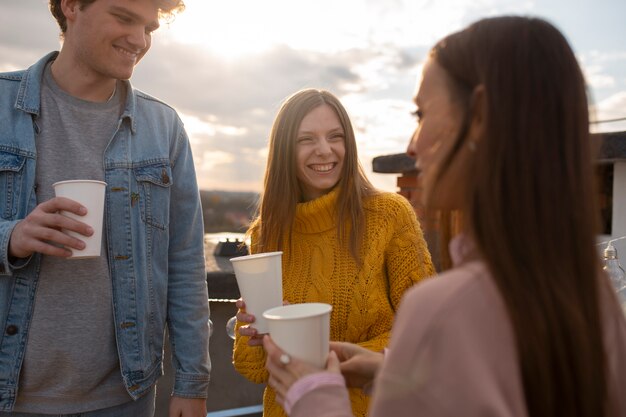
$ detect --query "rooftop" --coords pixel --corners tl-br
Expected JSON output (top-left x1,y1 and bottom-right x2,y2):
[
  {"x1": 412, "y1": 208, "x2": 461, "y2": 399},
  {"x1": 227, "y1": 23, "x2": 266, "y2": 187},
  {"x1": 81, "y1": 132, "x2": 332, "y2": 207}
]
[{"x1": 372, "y1": 131, "x2": 626, "y2": 173}]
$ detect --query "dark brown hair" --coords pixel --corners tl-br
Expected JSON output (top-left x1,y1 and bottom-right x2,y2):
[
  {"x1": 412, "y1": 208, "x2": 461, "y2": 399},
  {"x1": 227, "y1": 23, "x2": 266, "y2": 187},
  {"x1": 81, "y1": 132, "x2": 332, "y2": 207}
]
[
  {"x1": 248, "y1": 89, "x2": 377, "y2": 260},
  {"x1": 49, "y1": 0, "x2": 185, "y2": 33},
  {"x1": 431, "y1": 16, "x2": 606, "y2": 417}
]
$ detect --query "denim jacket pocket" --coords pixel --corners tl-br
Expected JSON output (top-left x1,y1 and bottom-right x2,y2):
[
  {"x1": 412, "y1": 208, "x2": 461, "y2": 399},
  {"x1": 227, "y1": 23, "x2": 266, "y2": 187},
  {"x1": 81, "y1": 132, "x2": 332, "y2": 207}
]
[
  {"x1": 0, "y1": 149, "x2": 26, "y2": 220},
  {"x1": 132, "y1": 163, "x2": 172, "y2": 230}
]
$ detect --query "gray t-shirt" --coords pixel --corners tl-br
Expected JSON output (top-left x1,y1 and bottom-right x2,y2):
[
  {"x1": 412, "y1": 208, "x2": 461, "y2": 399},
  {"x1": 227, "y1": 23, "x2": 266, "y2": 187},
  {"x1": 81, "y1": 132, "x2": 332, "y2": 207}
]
[{"x1": 13, "y1": 63, "x2": 131, "y2": 413}]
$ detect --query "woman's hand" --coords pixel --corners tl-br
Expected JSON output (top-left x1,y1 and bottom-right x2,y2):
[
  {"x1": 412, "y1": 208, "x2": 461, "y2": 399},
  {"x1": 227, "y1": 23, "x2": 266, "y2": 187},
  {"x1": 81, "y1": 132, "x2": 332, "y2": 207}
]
[
  {"x1": 330, "y1": 341, "x2": 384, "y2": 390},
  {"x1": 235, "y1": 298, "x2": 263, "y2": 346},
  {"x1": 236, "y1": 299, "x2": 291, "y2": 347},
  {"x1": 263, "y1": 335, "x2": 341, "y2": 407}
]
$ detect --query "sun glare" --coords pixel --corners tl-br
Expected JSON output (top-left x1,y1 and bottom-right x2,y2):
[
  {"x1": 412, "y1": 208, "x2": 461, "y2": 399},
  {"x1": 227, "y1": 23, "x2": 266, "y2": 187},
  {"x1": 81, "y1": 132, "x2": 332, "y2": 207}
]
[
  {"x1": 165, "y1": 0, "x2": 487, "y2": 59},
  {"x1": 166, "y1": 1, "x2": 307, "y2": 58},
  {"x1": 166, "y1": 2, "x2": 271, "y2": 58},
  {"x1": 165, "y1": 0, "x2": 383, "y2": 58}
]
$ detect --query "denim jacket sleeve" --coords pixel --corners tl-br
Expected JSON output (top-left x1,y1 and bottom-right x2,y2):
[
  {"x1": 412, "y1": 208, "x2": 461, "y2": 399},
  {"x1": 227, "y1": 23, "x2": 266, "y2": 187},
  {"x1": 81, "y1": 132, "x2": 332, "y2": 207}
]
[
  {"x1": 0, "y1": 68, "x2": 39, "y2": 276},
  {"x1": 0, "y1": 220, "x2": 23, "y2": 276},
  {"x1": 0, "y1": 129, "x2": 34, "y2": 276},
  {"x1": 166, "y1": 126, "x2": 211, "y2": 398}
]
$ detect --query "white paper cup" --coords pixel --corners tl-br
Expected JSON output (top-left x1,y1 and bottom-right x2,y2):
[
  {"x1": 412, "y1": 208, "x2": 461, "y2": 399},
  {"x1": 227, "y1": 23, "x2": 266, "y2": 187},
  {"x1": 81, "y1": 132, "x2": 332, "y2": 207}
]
[
  {"x1": 53, "y1": 180, "x2": 107, "y2": 259},
  {"x1": 263, "y1": 303, "x2": 332, "y2": 368},
  {"x1": 230, "y1": 251, "x2": 283, "y2": 334}
]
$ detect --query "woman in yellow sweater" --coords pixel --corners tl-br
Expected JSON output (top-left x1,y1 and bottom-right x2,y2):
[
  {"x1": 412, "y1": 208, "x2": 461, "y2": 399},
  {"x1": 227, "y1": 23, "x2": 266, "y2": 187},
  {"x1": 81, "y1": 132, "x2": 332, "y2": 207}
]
[{"x1": 232, "y1": 88, "x2": 434, "y2": 417}]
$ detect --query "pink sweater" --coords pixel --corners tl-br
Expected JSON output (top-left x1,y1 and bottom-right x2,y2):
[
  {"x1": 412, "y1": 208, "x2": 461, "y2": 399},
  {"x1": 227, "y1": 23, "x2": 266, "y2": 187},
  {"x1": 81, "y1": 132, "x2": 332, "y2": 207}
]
[{"x1": 286, "y1": 237, "x2": 626, "y2": 417}]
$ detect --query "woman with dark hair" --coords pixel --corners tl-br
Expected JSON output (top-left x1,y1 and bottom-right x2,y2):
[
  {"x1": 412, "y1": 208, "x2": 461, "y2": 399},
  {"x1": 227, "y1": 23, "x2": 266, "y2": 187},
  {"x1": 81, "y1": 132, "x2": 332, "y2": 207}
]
[
  {"x1": 262, "y1": 16, "x2": 626, "y2": 417},
  {"x1": 232, "y1": 88, "x2": 435, "y2": 417}
]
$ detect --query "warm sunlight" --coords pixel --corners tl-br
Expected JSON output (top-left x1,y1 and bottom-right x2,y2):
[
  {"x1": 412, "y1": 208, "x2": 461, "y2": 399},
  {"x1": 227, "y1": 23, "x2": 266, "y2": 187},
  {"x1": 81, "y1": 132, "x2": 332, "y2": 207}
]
[
  {"x1": 144, "y1": 0, "x2": 626, "y2": 193},
  {"x1": 165, "y1": 2, "x2": 274, "y2": 58},
  {"x1": 163, "y1": 3, "x2": 265, "y2": 57},
  {"x1": 165, "y1": 0, "x2": 373, "y2": 57},
  {"x1": 161, "y1": 0, "x2": 522, "y2": 63},
  {"x1": 163, "y1": 0, "x2": 465, "y2": 58}
]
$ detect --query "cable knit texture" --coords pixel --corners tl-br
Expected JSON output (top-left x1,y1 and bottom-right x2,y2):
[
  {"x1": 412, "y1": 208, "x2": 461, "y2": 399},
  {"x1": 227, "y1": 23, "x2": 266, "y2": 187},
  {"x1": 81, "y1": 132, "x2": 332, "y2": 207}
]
[{"x1": 232, "y1": 189, "x2": 435, "y2": 417}]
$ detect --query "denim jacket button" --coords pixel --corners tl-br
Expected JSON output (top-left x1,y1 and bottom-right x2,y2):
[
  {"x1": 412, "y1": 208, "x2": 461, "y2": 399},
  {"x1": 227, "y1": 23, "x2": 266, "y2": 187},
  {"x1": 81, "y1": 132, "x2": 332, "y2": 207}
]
[{"x1": 6, "y1": 325, "x2": 18, "y2": 335}]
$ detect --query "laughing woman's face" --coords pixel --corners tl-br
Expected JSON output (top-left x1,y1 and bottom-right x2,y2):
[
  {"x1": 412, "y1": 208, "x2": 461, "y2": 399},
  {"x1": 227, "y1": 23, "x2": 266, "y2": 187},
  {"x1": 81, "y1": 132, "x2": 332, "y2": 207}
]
[{"x1": 295, "y1": 104, "x2": 346, "y2": 202}]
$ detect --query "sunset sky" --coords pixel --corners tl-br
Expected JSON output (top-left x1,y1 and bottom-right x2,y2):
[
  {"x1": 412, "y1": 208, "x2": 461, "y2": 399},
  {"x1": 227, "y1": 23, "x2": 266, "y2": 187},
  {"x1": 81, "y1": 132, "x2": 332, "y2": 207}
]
[{"x1": 2, "y1": 0, "x2": 625, "y2": 192}]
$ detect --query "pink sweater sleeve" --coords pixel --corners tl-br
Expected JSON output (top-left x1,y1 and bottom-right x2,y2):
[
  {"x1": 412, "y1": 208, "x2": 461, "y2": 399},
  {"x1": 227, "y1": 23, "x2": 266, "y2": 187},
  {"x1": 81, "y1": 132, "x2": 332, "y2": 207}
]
[{"x1": 286, "y1": 372, "x2": 353, "y2": 417}]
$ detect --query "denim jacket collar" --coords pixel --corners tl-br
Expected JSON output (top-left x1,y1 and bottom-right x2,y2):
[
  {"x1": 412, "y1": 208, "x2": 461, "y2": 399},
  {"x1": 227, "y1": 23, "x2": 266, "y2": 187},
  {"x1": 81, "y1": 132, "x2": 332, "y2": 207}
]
[
  {"x1": 14, "y1": 51, "x2": 57, "y2": 115},
  {"x1": 17, "y1": 51, "x2": 137, "y2": 134}
]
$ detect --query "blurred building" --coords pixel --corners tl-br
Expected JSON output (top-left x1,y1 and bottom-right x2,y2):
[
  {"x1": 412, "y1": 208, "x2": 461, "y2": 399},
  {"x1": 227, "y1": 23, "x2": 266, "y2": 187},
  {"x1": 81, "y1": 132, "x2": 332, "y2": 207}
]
[{"x1": 372, "y1": 131, "x2": 626, "y2": 271}]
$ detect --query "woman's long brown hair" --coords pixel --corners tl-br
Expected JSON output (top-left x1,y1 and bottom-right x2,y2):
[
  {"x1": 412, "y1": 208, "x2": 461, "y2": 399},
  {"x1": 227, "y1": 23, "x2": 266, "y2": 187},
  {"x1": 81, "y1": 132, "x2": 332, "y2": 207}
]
[
  {"x1": 432, "y1": 17, "x2": 606, "y2": 417},
  {"x1": 248, "y1": 89, "x2": 376, "y2": 259}
]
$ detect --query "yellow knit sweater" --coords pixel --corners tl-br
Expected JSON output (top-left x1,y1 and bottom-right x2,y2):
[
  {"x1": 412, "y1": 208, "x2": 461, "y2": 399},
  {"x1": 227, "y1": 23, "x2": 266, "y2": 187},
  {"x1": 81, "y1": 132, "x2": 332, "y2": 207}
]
[{"x1": 232, "y1": 189, "x2": 435, "y2": 417}]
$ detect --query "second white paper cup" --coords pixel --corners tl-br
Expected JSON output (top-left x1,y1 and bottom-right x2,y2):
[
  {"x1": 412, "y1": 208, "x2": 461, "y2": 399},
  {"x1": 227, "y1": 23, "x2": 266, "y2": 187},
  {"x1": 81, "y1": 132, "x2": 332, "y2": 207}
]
[
  {"x1": 263, "y1": 303, "x2": 332, "y2": 368},
  {"x1": 53, "y1": 180, "x2": 107, "y2": 259},
  {"x1": 230, "y1": 251, "x2": 283, "y2": 334}
]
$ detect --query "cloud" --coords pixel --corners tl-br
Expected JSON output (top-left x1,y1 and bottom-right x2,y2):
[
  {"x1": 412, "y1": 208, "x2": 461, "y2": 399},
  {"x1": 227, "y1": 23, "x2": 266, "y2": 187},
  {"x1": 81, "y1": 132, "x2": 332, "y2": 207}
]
[
  {"x1": 584, "y1": 65, "x2": 616, "y2": 89},
  {"x1": 579, "y1": 51, "x2": 626, "y2": 93},
  {"x1": 133, "y1": 40, "x2": 422, "y2": 191},
  {"x1": 591, "y1": 91, "x2": 626, "y2": 133},
  {"x1": 0, "y1": 3, "x2": 60, "y2": 65},
  {"x1": 3, "y1": 0, "x2": 624, "y2": 194},
  {"x1": 587, "y1": 51, "x2": 626, "y2": 63},
  {"x1": 133, "y1": 43, "x2": 370, "y2": 118}
]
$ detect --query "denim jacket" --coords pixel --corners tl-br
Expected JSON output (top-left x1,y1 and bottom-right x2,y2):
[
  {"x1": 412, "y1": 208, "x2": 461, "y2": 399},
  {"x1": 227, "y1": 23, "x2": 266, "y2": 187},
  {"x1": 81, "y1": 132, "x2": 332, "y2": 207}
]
[{"x1": 0, "y1": 52, "x2": 210, "y2": 410}]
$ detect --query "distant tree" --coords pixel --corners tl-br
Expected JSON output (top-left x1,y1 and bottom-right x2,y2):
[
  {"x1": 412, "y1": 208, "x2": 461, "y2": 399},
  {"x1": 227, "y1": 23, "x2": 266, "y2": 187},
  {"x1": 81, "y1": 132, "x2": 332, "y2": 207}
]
[{"x1": 200, "y1": 190, "x2": 259, "y2": 233}]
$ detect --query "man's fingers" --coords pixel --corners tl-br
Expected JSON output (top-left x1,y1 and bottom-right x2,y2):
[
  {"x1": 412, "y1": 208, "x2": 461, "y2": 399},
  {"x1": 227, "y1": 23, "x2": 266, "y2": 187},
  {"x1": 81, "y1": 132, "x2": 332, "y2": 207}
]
[
  {"x1": 9, "y1": 203, "x2": 92, "y2": 259},
  {"x1": 19, "y1": 237, "x2": 73, "y2": 258},
  {"x1": 28, "y1": 221, "x2": 88, "y2": 249},
  {"x1": 28, "y1": 200, "x2": 93, "y2": 238},
  {"x1": 40, "y1": 196, "x2": 87, "y2": 216}
]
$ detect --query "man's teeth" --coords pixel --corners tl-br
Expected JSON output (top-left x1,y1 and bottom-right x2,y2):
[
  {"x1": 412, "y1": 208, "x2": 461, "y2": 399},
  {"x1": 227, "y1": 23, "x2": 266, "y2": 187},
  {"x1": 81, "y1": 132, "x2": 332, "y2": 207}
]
[{"x1": 116, "y1": 47, "x2": 138, "y2": 58}]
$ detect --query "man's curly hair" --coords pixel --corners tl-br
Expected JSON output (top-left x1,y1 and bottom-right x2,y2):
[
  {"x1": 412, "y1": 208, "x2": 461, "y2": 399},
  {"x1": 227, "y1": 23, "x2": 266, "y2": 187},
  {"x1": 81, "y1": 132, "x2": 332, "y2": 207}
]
[{"x1": 49, "y1": 0, "x2": 185, "y2": 33}]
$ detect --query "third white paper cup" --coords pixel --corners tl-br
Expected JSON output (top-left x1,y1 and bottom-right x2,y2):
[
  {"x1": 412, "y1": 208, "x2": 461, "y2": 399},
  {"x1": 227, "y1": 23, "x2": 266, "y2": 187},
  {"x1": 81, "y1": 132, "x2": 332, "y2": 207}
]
[
  {"x1": 230, "y1": 251, "x2": 283, "y2": 334},
  {"x1": 53, "y1": 180, "x2": 107, "y2": 259},
  {"x1": 263, "y1": 302, "x2": 332, "y2": 368}
]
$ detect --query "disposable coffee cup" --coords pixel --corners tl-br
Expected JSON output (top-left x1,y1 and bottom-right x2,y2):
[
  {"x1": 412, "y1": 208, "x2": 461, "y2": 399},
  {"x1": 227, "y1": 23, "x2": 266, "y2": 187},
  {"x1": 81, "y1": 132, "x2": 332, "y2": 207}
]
[
  {"x1": 230, "y1": 251, "x2": 283, "y2": 334},
  {"x1": 263, "y1": 302, "x2": 332, "y2": 368},
  {"x1": 53, "y1": 180, "x2": 107, "y2": 259}
]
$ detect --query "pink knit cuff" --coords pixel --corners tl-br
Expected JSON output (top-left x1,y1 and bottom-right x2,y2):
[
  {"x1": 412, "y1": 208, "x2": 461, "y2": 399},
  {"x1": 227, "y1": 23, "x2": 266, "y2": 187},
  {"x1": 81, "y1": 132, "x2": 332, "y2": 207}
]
[{"x1": 284, "y1": 372, "x2": 346, "y2": 414}]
